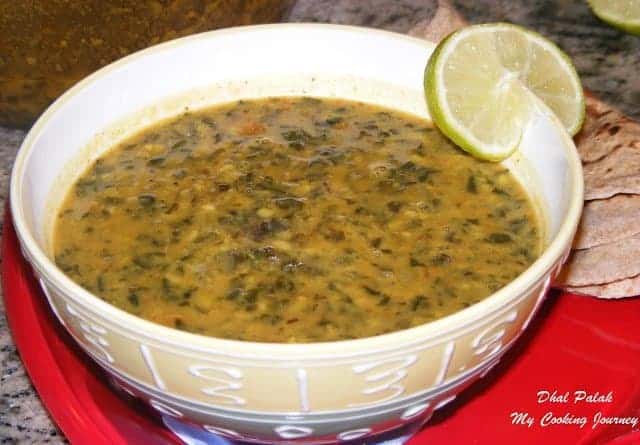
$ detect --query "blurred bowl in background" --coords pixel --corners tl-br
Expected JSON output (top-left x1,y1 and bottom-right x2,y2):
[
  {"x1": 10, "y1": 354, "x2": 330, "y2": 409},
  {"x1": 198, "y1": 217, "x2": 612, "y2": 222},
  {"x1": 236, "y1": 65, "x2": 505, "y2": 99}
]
[{"x1": 0, "y1": 0, "x2": 295, "y2": 128}]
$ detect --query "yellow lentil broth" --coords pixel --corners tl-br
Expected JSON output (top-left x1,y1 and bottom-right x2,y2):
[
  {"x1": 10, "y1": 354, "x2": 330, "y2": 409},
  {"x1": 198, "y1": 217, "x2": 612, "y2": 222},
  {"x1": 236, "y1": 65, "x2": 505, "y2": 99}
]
[{"x1": 54, "y1": 97, "x2": 541, "y2": 342}]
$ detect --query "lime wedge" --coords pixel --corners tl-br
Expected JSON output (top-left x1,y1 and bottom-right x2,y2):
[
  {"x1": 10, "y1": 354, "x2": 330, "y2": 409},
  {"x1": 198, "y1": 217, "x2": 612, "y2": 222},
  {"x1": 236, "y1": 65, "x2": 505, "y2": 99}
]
[
  {"x1": 424, "y1": 23, "x2": 584, "y2": 161},
  {"x1": 588, "y1": 0, "x2": 640, "y2": 35}
]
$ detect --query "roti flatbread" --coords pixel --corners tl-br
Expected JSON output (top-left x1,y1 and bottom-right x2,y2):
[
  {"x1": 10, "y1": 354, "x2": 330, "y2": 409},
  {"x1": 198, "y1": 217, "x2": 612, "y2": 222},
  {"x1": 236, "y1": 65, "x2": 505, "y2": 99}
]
[
  {"x1": 565, "y1": 274, "x2": 640, "y2": 299},
  {"x1": 555, "y1": 233, "x2": 640, "y2": 287},
  {"x1": 583, "y1": 144, "x2": 640, "y2": 200},
  {"x1": 408, "y1": 0, "x2": 466, "y2": 42},
  {"x1": 573, "y1": 194, "x2": 640, "y2": 249},
  {"x1": 575, "y1": 95, "x2": 639, "y2": 164},
  {"x1": 578, "y1": 94, "x2": 640, "y2": 200}
]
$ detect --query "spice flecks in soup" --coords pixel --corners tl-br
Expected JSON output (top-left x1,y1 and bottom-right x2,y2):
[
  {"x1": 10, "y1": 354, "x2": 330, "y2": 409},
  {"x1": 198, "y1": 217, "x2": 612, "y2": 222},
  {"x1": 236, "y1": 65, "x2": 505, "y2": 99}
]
[{"x1": 54, "y1": 97, "x2": 541, "y2": 342}]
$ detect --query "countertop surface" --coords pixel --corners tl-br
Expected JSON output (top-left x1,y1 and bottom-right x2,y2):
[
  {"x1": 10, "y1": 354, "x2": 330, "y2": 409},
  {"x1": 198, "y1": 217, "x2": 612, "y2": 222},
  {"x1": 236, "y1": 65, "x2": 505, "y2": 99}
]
[{"x1": 1, "y1": 1, "x2": 638, "y2": 443}]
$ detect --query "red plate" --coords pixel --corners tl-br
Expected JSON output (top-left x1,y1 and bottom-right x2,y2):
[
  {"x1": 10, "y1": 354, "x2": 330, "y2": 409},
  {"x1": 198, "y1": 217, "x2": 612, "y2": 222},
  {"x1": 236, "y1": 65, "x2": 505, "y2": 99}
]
[{"x1": 3, "y1": 210, "x2": 640, "y2": 445}]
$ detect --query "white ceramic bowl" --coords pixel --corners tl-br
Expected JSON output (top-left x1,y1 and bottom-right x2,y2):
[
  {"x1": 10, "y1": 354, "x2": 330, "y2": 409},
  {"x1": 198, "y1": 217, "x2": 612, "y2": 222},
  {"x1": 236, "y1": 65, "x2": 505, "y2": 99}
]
[{"x1": 10, "y1": 24, "x2": 583, "y2": 443}]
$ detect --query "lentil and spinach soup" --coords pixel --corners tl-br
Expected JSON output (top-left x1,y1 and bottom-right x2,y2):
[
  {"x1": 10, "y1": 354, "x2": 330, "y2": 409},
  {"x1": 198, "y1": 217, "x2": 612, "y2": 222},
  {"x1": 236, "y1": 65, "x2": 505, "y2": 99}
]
[{"x1": 54, "y1": 97, "x2": 541, "y2": 342}]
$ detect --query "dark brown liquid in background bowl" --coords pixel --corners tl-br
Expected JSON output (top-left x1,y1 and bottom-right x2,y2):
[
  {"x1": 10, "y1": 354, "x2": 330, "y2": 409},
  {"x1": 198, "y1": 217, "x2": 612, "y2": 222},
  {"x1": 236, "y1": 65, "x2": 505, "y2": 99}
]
[{"x1": 0, "y1": 0, "x2": 295, "y2": 128}]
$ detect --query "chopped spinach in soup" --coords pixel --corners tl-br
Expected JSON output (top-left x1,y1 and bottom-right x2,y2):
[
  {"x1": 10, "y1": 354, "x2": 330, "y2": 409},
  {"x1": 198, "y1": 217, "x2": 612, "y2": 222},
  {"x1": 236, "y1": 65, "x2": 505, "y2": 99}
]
[{"x1": 54, "y1": 97, "x2": 541, "y2": 342}]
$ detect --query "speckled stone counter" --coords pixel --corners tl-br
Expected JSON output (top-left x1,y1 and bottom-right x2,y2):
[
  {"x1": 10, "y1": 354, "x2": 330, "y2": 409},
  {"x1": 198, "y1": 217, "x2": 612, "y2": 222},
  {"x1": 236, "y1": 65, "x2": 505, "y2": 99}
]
[{"x1": 1, "y1": 1, "x2": 638, "y2": 443}]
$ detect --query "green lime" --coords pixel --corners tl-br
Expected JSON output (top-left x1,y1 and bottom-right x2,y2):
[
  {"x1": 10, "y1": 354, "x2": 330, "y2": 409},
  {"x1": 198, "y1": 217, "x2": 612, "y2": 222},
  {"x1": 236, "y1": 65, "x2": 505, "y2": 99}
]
[
  {"x1": 425, "y1": 23, "x2": 584, "y2": 161},
  {"x1": 588, "y1": 0, "x2": 640, "y2": 35}
]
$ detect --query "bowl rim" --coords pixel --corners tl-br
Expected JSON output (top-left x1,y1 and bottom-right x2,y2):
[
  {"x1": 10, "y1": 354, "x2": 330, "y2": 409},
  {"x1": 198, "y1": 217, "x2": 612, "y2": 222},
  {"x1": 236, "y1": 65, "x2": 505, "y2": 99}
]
[{"x1": 9, "y1": 23, "x2": 584, "y2": 358}]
